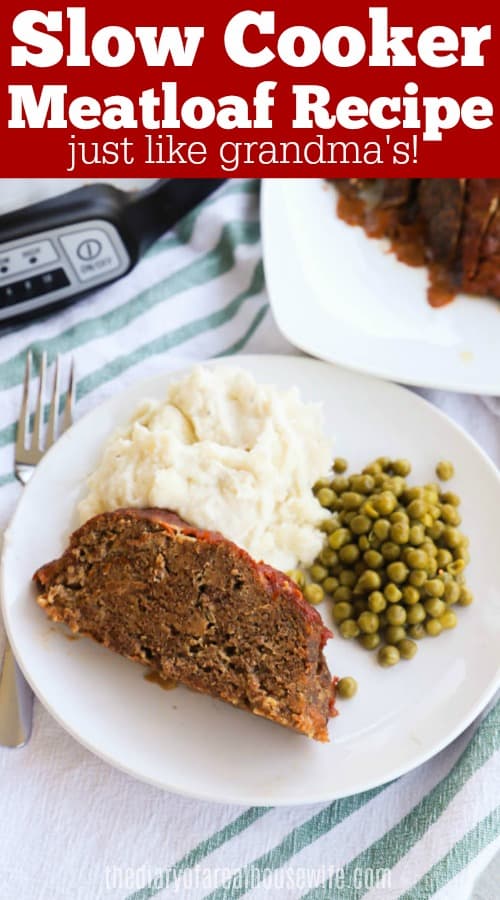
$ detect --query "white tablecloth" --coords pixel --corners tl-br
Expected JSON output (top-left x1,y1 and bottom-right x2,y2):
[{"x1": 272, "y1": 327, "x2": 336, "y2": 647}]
[{"x1": 0, "y1": 179, "x2": 498, "y2": 900}]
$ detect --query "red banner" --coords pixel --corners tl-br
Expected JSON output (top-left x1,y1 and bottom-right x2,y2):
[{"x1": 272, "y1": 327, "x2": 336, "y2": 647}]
[{"x1": 0, "y1": 0, "x2": 498, "y2": 177}]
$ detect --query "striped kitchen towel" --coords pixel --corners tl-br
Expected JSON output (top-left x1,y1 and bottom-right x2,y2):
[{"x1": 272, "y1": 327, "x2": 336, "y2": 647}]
[{"x1": 0, "y1": 178, "x2": 498, "y2": 900}]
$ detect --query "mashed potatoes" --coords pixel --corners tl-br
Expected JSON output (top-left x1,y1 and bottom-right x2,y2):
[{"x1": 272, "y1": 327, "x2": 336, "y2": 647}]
[{"x1": 78, "y1": 365, "x2": 332, "y2": 570}]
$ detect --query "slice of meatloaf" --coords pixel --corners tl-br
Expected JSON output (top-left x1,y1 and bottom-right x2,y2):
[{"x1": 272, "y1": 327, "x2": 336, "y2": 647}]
[{"x1": 34, "y1": 509, "x2": 336, "y2": 741}]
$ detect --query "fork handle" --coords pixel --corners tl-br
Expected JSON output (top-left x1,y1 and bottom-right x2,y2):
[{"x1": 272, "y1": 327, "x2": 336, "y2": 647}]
[{"x1": 0, "y1": 641, "x2": 34, "y2": 747}]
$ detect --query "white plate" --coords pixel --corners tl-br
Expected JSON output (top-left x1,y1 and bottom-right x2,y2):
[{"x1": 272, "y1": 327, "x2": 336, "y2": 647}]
[
  {"x1": 2, "y1": 355, "x2": 500, "y2": 806},
  {"x1": 261, "y1": 179, "x2": 500, "y2": 395}
]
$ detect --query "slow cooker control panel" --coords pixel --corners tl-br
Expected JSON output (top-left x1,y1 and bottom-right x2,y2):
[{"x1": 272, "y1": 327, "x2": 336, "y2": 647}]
[{"x1": 0, "y1": 220, "x2": 131, "y2": 320}]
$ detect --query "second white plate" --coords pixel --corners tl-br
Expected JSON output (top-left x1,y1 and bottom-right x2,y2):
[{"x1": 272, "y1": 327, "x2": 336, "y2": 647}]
[{"x1": 261, "y1": 179, "x2": 500, "y2": 395}]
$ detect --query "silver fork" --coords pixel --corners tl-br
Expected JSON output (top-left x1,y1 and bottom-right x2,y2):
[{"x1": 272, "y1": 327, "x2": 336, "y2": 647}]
[{"x1": 0, "y1": 351, "x2": 75, "y2": 748}]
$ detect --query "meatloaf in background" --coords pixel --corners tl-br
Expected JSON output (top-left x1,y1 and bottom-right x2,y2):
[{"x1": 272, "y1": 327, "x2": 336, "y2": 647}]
[
  {"x1": 332, "y1": 178, "x2": 500, "y2": 301},
  {"x1": 34, "y1": 508, "x2": 336, "y2": 742}
]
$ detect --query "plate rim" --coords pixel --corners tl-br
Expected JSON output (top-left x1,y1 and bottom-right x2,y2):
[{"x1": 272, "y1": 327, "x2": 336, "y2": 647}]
[
  {"x1": 261, "y1": 178, "x2": 500, "y2": 396},
  {"x1": 2, "y1": 352, "x2": 500, "y2": 806}
]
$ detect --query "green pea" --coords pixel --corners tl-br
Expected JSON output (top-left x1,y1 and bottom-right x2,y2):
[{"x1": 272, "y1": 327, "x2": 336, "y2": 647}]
[
  {"x1": 332, "y1": 476, "x2": 349, "y2": 493},
  {"x1": 384, "y1": 583, "x2": 402, "y2": 604},
  {"x1": 375, "y1": 491, "x2": 397, "y2": 515},
  {"x1": 341, "y1": 492, "x2": 364, "y2": 510},
  {"x1": 332, "y1": 601, "x2": 354, "y2": 622},
  {"x1": 368, "y1": 591, "x2": 387, "y2": 613},
  {"x1": 328, "y1": 528, "x2": 351, "y2": 550},
  {"x1": 403, "y1": 487, "x2": 424, "y2": 503},
  {"x1": 428, "y1": 504, "x2": 442, "y2": 521},
  {"x1": 361, "y1": 500, "x2": 380, "y2": 519},
  {"x1": 426, "y1": 558, "x2": 438, "y2": 577},
  {"x1": 440, "y1": 610, "x2": 458, "y2": 629},
  {"x1": 386, "y1": 604, "x2": 407, "y2": 626},
  {"x1": 422, "y1": 541, "x2": 438, "y2": 558},
  {"x1": 443, "y1": 581, "x2": 460, "y2": 605},
  {"x1": 304, "y1": 583, "x2": 324, "y2": 605},
  {"x1": 310, "y1": 564, "x2": 328, "y2": 582},
  {"x1": 454, "y1": 545, "x2": 470, "y2": 563},
  {"x1": 339, "y1": 543, "x2": 360, "y2": 565},
  {"x1": 333, "y1": 457, "x2": 348, "y2": 474},
  {"x1": 351, "y1": 514, "x2": 372, "y2": 535},
  {"x1": 320, "y1": 518, "x2": 336, "y2": 534},
  {"x1": 337, "y1": 676, "x2": 358, "y2": 698},
  {"x1": 425, "y1": 618, "x2": 443, "y2": 637},
  {"x1": 409, "y1": 524, "x2": 426, "y2": 546},
  {"x1": 314, "y1": 477, "x2": 331, "y2": 491},
  {"x1": 424, "y1": 579, "x2": 445, "y2": 598},
  {"x1": 381, "y1": 542, "x2": 401, "y2": 562},
  {"x1": 378, "y1": 645, "x2": 400, "y2": 667},
  {"x1": 333, "y1": 586, "x2": 353, "y2": 604},
  {"x1": 402, "y1": 585, "x2": 420, "y2": 606},
  {"x1": 358, "y1": 535, "x2": 371, "y2": 552},
  {"x1": 407, "y1": 499, "x2": 427, "y2": 520},
  {"x1": 423, "y1": 487, "x2": 439, "y2": 505},
  {"x1": 424, "y1": 598, "x2": 447, "y2": 618},
  {"x1": 390, "y1": 510, "x2": 409, "y2": 525},
  {"x1": 392, "y1": 459, "x2": 411, "y2": 476},
  {"x1": 440, "y1": 491, "x2": 460, "y2": 506},
  {"x1": 323, "y1": 576, "x2": 339, "y2": 594},
  {"x1": 397, "y1": 638, "x2": 417, "y2": 659},
  {"x1": 436, "y1": 460, "x2": 455, "y2": 481},
  {"x1": 359, "y1": 633, "x2": 381, "y2": 650},
  {"x1": 363, "y1": 461, "x2": 382, "y2": 475},
  {"x1": 317, "y1": 488, "x2": 336, "y2": 508},
  {"x1": 387, "y1": 476, "x2": 406, "y2": 497},
  {"x1": 443, "y1": 527, "x2": 462, "y2": 549},
  {"x1": 409, "y1": 569, "x2": 427, "y2": 588},
  {"x1": 356, "y1": 570, "x2": 382, "y2": 592},
  {"x1": 385, "y1": 625, "x2": 407, "y2": 644},
  {"x1": 349, "y1": 474, "x2": 375, "y2": 494},
  {"x1": 339, "y1": 570, "x2": 357, "y2": 588},
  {"x1": 408, "y1": 623, "x2": 426, "y2": 640},
  {"x1": 358, "y1": 611, "x2": 380, "y2": 634},
  {"x1": 441, "y1": 504, "x2": 461, "y2": 526},
  {"x1": 363, "y1": 549, "x2": 384, "y2": 569},
  {"x1": 458, "y1": 587, "x2": 474, "y2": 606},
  {"x1": 406, "y1": 602, "x2": 426, "y2": 624},
  {"x1": 286, "y1": 569, "x2": 305, "y2": 587},
  {"x1": 339, "y1": 619, "x2": 360, "y2": 639},
  {"x1": 386, "y1": 561, "x2": 409, "y2": 584},
  {"x1": 390, "y1": 522, "x2": 410, "y2": 545},
  {"x1": 319, "y1": 547, "x2": 338, "y2": 567},
  {"x1": 447, "y1": 559, "x2": 466, "y2": 576},
  {"x1": 405, "y1": 549, "x2": 428, "y2": 570},
  {"x1": 373, "y1": 519, "x2": 391, "y2": 541},
  {"x1": 436, "y1": 548, "x2": 453, "y2": 568},
  {"x1": 427, "y1": 521, "x2": 445, "y2": 541}
]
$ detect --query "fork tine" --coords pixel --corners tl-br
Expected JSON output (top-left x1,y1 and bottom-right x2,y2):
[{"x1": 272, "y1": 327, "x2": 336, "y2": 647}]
[
  {"x1": 46, "y1": 355, "x2": 60, "y2": 448},
  {"x1": 15, "y1": 350, "x2": 32, "y2": 454},
  {"x1": 30, "y1": 352, "x2": 47, "y2": 451},
  {"x1": 62, "y1": 359, "x2": 75, "y2": 433}
]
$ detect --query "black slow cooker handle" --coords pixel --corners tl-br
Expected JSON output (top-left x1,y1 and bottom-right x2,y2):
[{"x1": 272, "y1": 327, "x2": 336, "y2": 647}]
[{"x1": 125, "y1": 179, "x2": 226, "y2": 256}]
